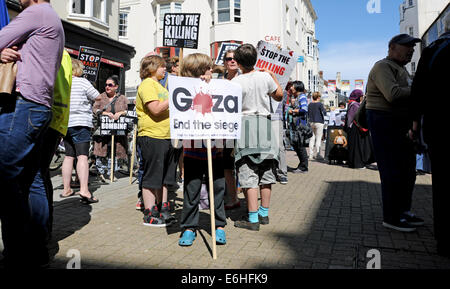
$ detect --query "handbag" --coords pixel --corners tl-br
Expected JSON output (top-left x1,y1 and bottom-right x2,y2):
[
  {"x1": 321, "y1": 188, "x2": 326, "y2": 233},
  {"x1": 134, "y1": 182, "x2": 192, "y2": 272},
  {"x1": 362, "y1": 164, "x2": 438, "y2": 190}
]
[
  {"x1": 352, "y1": 98, "x2": 368, "y2": 132},
  {"x1": 298, "y1": 123, "x2": 313, "y2": 147},
  {"x1": 0, "y1": 62, "x2": 18, "y2": 94}
]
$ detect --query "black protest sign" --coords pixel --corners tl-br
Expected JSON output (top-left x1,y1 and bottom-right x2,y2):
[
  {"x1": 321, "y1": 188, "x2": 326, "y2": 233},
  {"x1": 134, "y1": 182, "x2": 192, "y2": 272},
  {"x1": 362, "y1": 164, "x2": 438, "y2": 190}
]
[
  {"x1": 78, "y1": 46, "x2": 103, "y2": 83},
  {"x1": 163, "y1": 13, "x2": 200, "y2": 49},
  {"x1": 100, "y1": 115, "x2": 128, "y2": 136},
  {"x1": 125, "y1": 103, "x2": 137, "y2": 124}
]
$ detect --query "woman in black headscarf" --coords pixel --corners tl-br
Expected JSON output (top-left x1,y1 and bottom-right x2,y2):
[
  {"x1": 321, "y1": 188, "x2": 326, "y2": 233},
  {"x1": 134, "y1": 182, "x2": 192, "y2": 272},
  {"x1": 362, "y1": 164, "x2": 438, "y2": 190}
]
[{"x1": 345, "y1": 89, "x2": 375, "y2": 169}]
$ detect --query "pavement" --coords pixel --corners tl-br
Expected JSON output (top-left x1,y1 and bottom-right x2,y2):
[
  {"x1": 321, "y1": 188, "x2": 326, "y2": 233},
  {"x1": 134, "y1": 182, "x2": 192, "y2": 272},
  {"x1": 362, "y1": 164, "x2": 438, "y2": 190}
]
[{"x1": 1, "y1": 149, "x2": 450, "y2": 270}]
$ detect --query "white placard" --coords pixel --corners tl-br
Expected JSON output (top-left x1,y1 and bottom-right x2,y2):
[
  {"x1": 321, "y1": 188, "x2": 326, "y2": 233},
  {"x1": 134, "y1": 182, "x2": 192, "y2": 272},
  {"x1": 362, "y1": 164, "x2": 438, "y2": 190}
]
[
  {"x1": 169, "y1": 75, "x2": 242, "y2": 140},
  {"x1": 255, "y1": 40, "x2": 298, "y2": 91}
]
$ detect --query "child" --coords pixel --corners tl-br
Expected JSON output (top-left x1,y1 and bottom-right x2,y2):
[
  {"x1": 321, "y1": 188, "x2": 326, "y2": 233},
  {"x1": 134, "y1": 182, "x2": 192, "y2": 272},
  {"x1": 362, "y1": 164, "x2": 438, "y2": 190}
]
[
  {"x1": 136, "y1": 55, "x2": 178, "y2": 227},
  {"x1": 231, "y1": 44, "x2": 283, "y2": 231},
  {"x1": 178, "y1": 53, "x2": 227, "y2": 246}
]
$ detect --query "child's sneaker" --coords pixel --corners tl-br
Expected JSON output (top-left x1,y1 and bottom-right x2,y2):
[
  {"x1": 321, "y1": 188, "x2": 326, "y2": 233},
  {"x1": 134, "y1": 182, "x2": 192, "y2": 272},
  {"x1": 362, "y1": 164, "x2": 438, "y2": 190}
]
[
  {"x1": 160, "y1": 202, "x2": 176, "y2": 225},
  {"x1": 142, "y1": 206, "x2": 166, "y2": 227},
  {"x1": 136, "y1": 198, "x2": 144, "y2": 211},
  {"x1": 258, "y1": 214, "x2": 269, "y2": 225},
  {"x1": 234, "y1": 216, "x2": 260, "y2": 231}
]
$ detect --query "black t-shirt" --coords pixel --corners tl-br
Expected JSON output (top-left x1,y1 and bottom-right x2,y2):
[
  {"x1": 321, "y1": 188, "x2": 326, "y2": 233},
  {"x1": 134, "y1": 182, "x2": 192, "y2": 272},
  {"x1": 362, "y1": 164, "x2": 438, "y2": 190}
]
[{"x1": 308, "y1": 102, "x2": 326, "y2": 123}]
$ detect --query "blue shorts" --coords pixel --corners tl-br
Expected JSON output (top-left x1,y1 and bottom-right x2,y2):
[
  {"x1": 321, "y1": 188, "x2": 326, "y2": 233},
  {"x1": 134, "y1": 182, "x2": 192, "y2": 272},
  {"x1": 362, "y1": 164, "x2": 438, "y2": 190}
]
[{"x1": 64, "y1": 126, "x2": 91, "y2": 157}]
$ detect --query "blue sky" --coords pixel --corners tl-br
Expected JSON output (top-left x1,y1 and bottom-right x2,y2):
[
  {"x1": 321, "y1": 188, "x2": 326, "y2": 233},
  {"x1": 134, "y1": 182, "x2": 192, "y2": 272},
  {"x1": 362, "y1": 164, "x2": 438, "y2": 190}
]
[{"x1": 310, "y1": 0, "x2": 404, "y2": 91}]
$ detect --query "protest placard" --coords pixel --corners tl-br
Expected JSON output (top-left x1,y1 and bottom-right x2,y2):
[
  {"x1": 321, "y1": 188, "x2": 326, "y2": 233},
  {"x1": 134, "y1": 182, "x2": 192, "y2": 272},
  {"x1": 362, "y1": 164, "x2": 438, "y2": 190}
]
[
  {"x1": 163, "y1": 13, "x2": 200, "y2": 49},
  {"x1": 99, "y1": 115, "x2": 128, "y2": 136},
  {"x1": 255, "y1": 40, "x2": 298, "y2": 91},
  {"x1": 78, "y1": 46, "x2": 103, "y2": 83},
  {"x1": 214, "y1": 42, "x2": 241, "y2": 66},
  {"x1": 168, "y1": 75, "x2": 242, "y2": 140}
]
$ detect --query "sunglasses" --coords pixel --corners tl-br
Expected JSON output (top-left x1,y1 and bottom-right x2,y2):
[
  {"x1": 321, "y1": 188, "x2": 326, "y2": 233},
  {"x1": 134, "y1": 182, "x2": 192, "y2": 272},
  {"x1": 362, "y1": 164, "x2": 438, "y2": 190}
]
[
  {"x1": 105, "y1": 83, "x2": 116, "y2": 87},
  {"x1": 225, "y1": 57, "x2": 235, "y2": 62}
]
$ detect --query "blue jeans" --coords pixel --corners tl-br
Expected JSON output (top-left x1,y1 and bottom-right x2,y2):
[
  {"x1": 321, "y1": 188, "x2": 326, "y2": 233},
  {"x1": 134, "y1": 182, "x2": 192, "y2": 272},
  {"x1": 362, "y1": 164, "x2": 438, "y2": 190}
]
[
  {"x1": 366, "y1": 109, "x2": 416, "y2": 223},
  {"x1": 0, "y1": 97, "x2": 51, "y2": 267},
  {"x1": 29, "y1": 128, "x2": 61, "y2": 247}
]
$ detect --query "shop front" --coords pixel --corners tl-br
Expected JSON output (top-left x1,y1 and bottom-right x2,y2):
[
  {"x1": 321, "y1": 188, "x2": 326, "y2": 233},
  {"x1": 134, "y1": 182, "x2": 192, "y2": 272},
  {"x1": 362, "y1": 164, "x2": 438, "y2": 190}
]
[{"x1": 62, "y1": 21, "x2": 135, "y2": 95}]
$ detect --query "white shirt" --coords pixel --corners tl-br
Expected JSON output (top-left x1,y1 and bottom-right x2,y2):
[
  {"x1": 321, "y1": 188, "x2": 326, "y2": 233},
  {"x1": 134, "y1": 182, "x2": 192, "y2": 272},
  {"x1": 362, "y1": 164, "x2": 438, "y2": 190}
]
[
  {"x1": 68, "y1": 77, "x2": 100, "y2": 128},
  {"x1": 232, "y1": 71, "x2": 278, "y2": 116}
]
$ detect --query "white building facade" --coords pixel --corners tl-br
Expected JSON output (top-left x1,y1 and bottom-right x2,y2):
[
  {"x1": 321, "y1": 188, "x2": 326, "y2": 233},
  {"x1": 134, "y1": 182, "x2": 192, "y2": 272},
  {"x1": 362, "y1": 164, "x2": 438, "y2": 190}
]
[
  {"x1": 399, "y1": 0, "x2": 448, "y2": 75},
  {"x1": 51, "y1": 0, "x2": 121, "y2": 39},
  {"x1": 119, "y1": 0, "x2": 320, "y2": 98}
]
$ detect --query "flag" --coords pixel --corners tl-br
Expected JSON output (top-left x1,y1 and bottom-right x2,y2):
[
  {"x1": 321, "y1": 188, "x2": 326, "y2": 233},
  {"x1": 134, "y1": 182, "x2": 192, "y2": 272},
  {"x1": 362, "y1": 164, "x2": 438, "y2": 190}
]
[
  {"x1": 0, "y1": 0, "x2": 10, "y2": 30},
  {"x1": 341, "y1": 80, "x2": 350, "y2": 91},
  {"x1": 328, "y1": 80, "x2": 336, "y2": 91},
  {"x1": 355, "y1": 79, "x2": 364, "y2": 90}
]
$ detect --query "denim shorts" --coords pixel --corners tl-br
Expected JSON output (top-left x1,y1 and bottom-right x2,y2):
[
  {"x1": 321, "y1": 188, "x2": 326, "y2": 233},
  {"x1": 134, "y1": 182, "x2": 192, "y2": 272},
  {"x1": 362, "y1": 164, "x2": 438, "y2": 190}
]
[
  {"x1": 64, "y1": 126, "x2": 91, "y2": 157},
  {"x1": 67, "y1": 126, "x2": 91, "y2": 144}
]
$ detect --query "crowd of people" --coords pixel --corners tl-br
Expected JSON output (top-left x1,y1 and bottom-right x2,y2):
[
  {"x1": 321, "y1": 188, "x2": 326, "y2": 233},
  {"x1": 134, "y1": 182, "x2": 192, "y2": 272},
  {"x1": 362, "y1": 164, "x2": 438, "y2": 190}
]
[{"x1": 0, "y1": 0, "x2": 449, "y2": 268}]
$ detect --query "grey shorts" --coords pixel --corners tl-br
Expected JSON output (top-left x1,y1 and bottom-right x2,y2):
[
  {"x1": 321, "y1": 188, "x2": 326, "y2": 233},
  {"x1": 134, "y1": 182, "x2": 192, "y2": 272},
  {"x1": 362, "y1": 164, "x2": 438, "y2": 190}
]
[{"x1": 236, "y1": 157, "x2": 277, "y2": 188}]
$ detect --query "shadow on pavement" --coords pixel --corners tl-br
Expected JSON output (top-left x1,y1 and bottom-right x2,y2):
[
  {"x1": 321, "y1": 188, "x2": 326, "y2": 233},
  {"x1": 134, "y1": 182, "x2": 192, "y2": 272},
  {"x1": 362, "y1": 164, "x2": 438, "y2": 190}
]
[
  {"x1": 48, "y1": 197, "x2": 93, "y2": 265},
  {"x1": 255, "y1": 180, "x2": 450, "y2": 269}
]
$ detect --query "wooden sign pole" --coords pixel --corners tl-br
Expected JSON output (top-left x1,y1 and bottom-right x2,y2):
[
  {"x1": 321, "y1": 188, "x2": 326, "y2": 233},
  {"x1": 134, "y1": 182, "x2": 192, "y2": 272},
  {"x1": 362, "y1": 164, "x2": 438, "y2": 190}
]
[
  {"x1": 110, "y1": 135, "x2": 115, "y2": 182},
  {"x1": 129, "y1": 126, "x2": 137, "y2": 184},
  {"x1": 206, "y1": 139, "x2": 217, "y2": 260},
  {"x1": 179, "y1": 47, "x2": 183, "y2": 60}
]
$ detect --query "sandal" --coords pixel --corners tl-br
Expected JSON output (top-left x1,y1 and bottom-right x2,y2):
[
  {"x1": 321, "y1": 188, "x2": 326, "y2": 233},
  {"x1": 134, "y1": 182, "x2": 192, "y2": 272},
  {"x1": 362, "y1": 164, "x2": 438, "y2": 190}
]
[
  {"x1": 80, "y1": 193, "x2": 99, "y2": 204},
  {"x1": 179, "y1": 230, "x2": 196, "y2": 246},
  {"x1": 216, "y1": 229, "x2": 227, "y2": 245},
  {"x1": 59, "y1": 190, "x2": 75, "y2": 198}
]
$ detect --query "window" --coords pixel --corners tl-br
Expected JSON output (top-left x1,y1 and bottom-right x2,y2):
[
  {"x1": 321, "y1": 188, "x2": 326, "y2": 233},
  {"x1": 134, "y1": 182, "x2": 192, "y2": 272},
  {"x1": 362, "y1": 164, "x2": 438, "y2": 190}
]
[
  {"x1": 234, "y1": 0, "x2": 241, "y2": 22},
  {"x1": 93, "y1": 0, "x2": 106, "y2": 22},
  {"x1": 216, "y1": 0, "x2": 241, "y2": 23},
  {"x1": 159, "y1": 2, "x2": 183, "y2": 29},
  {"x1": 119, "y1": 12, "x2": 128, "y2": 37},
  {"x1": 218, "y1": 0, "x2": 230, "y2": 22},
  {"x1": 411, "y1": 62, "x2": 416, "y2": 73},
  {"x1": 160, "y1": 3, "x2": 171, "y2": 28},
  {"x1": 409, "y1": 26, "x2": 414, "y2": 36},
  {"x1": 308, "y1": 70, "x2": 312, "y2": 91},
  {"x1": 70, "y1": 0, "x2": 107, "y2": 24},
  {"x1": 307, "y1": 36, "x2": 312, "y2": 56},
  {"x1": 409, "y1": 0, "x2": 413, "y2": 7},
  {"x1": 295, "y1": 19, "x2": 299, "y2": 42},
  {"x1": 71, "y1": 0, "x2": 86, "y2": 15},
  {"x1": 286, "y1": 5, "x2": 290, "y2": 33}
]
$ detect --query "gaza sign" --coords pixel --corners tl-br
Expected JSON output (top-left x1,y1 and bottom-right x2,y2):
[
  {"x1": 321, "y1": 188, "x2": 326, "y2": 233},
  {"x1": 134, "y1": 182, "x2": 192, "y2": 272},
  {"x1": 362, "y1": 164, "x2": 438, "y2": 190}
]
[{"x1": 168, "y1": 75, "x2": 242, "y2": 140}]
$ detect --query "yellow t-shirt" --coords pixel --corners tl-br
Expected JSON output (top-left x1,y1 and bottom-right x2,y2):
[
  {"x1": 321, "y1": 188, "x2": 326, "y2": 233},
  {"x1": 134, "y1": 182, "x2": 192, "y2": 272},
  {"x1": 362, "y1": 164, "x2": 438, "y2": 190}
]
[{"x1": 136, "y1": 78, "x2": 170, "y2": 139}]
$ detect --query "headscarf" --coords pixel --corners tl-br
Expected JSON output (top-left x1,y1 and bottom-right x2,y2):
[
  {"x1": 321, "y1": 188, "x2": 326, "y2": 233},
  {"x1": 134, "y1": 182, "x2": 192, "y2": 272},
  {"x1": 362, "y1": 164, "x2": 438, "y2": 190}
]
[{"x1": 349, "y1": 89, "x2": 363, "y2": 103}]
